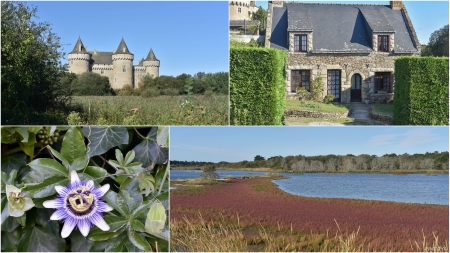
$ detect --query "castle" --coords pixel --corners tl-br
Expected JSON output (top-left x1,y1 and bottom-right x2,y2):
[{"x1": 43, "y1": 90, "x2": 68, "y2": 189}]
[
  {"x1": 229, "y1": 0, "x2": 258, "y2": 20},
  {"x1": 68, "y1": 37, "x2": 160, "y2": 89}
]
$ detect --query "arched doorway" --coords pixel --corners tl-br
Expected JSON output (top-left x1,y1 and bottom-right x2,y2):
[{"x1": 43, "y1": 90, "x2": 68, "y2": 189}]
[{"x1": 350, "y1": 73, "x2": 362, "y2": 102}]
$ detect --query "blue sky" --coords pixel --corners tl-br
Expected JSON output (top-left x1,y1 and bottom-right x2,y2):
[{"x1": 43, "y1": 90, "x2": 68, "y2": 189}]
[
  {"x1": 170, "y1": 127, "x2": 449, "y2": 162},
  {"x1": 256, "y1": 1, "x2": 449, "y2": 45},
  {"x1": 29, "y1": 1, "x2": 229, "y2": 76}
]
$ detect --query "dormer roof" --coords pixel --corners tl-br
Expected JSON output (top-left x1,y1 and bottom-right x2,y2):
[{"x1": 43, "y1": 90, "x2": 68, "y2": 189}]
[
  {"x1": 70, "y1": 37, "x2": 88, "y2": 54},
  {"x1": 113, "y1": 37, "x2": 133, "y2": 55},
  {"x1": 144, "y1": 48, "x2": 159, "y2": 61}
]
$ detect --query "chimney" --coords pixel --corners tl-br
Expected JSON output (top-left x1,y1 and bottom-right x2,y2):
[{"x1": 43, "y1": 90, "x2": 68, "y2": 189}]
[
  {"x1": 94, "y1": 48, "x2": 97, "y2": 55},
  {"x1": 86, "y1": 46, "x2": 89, "y2": 52},
  {"x1": 390, "y1": 1, "x2": 403, "y2": 10}
]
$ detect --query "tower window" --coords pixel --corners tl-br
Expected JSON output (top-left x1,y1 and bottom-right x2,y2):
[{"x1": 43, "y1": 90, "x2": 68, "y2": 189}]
[
  {"x1": 122, "y1": 66, "x2": 126, "y2": 72},
  {"x1": 238, "y1": 7, "x2": 241, "y2": 13},
  {"x1": 101, "y1": 70, "x2": 104, "y2": 74}
]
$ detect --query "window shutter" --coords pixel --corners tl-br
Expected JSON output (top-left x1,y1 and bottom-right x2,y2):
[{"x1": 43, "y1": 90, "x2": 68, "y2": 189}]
[{"x1": 389, "y1": 72, "x2": 393, "y2": 93}]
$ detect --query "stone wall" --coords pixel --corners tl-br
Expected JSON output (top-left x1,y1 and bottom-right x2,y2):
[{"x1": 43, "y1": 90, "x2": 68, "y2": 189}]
[
  {"x1": 230, "y1": 1, "x2": 258, "y2": 20},
  {"x1": 285, "y1": 109, "x2": 349, "y2": 119},
  {"x1": 92, "y1": 65, "x2": 114, "y2": 86},
  {"x1": 112, "y1": 54, "x2": 134, "y2": 89},
  {"x1": 68, "y1": 53, "x2": 90, "y2": 74},
  {"x1": 286, "y1": 52, "x2": 397, "y2": 103}
]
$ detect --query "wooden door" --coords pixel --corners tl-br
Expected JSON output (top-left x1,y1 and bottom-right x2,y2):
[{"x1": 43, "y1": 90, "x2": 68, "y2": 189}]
[{"x1": 350, "y1": 74, "x2": 362, "y2": 102}]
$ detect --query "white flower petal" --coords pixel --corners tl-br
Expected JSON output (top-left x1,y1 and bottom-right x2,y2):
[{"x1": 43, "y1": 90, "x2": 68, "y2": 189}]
[
  {"x1": 22, "y1": 198, "x2": 35, "y2": 211},
  {"x1": 70, "y1": 170, "x2": 80, "y2": 184},
  {"x1": 61, "y1": 218, "x2": 77, "y2": 238},
  {"x1": 50, "y1": 210, "x2": 67, "y2": 220},
  {"x1": 91, "y1": 214, "x2": 110, "y2": 231},
  {"x1": 103, "y1": 204, "x2": 113, "y2": 212},
  {"x1": 95, "y1": 184, "x2": 110, "y2": 198},
  {"x1": 54, "y1": 185, "x2": 67, "y2": 195},
  {"x1": 8, "y1": 205, "x2": 24, "y2": 217},
  {"x1": 43, "y1": 199, "x2": 63, "y2": 209},
  {"x1": 5, "y1": 185, "x2": 20, "y2": 202},
  {"x1": 78, "y1": 219, "x2": 91, "y2": 237},
  {"x1": 86, "y1": 180, "x2": 94, "y2": 189}
]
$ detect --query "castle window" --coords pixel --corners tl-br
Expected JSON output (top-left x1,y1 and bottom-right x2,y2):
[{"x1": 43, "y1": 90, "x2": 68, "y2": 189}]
[
  {"x1": 378, "y1": 35, "x2": 389, "y2": 52},
  {"x1": 294, "y1": 34, "x2": 307, "y2": 52},
  {"x1": 101, "y1": 70, "x2": 104, "y2": 74},
  {"x1": 238, "y1": 7, "x2": 241, "y2": 13},
  {"x1": 291, "y1": 70, "x2": 310, "y2": 92},
  {"x1": 122, "y1": 66, "x2": 126, "y2": 72}
]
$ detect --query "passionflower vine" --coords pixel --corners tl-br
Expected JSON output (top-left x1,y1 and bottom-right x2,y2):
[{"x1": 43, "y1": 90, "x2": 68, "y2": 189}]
[
  {"x1": 43, "y1": 170, "x2": 113, "y2": 238},
  {"x1": 5, "y1": 184, "x2": 35, "y2": 217}
]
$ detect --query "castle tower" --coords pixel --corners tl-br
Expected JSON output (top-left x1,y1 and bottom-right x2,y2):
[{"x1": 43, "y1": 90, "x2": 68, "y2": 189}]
[
  {"x1": 68, "y1": 37, "x2": 90, "y2": 74},
  {"x1": 143, "y1": 48, "x2": 160, "y2": 78},
  {"x1": 112, "y1": 37, "x2": 134, "y2": 89},
  {"x1": 230, "y1": 1, "x2": 258, "y2": 20}
]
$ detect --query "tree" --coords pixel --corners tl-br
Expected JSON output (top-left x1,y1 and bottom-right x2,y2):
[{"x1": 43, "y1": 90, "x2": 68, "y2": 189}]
[
  {"x1": 254, "y1": 155, "x2": 265, "y2": 162},
  {"x1": 200, "y1": 164, "x2": 219, "y2": 179},
  {"x1": 71, "y1": 72, "x2": 113, "y2": 96},
  {"x1": 422, "y1": 24, "x2": 449, "y2": 57},
  {"x1": 251, "y1": 6, "x2": 267, "y2": 35},
  {"x1": 2, "y1": 2, "x2": 67, "y2": 124}
]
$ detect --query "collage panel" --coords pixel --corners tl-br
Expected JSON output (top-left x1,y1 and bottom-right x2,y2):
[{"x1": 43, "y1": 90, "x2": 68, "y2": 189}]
[
  {"x1": 230, "y1": 1, "x2": 448, "y2": 126},
  {"x1": 1, "y1": 126, "x2": 169, "y2": 251},
  {"x1": 1, "y1": 1, "x2": 229, "y2": 126},
  {"x1": 169, "y1": 126, "x2": 449, "y2": 252}
]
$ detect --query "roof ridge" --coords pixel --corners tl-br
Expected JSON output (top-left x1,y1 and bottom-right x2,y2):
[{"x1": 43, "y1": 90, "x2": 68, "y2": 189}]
[
  {"x1": 144, "y1": 48, "x2": 159, "y2": 61},
  {"x1": 285, "y1": 2, "x2": 386, "y2": 7}
]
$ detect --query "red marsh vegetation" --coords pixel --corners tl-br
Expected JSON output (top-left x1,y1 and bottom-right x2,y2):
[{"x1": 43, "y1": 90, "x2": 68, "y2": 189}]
[{"x1": 171, "y1": 176, "x2": 449, "y2": 251}]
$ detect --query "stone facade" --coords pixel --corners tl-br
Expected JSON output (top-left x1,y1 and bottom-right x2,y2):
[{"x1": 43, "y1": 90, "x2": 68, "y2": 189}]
[
  {"x1": 229, "y1": 1, "x2": 258, "y2": 20},
  {"x1": 267, "y1": 1, "x2": 420, "y2": 103},
  {"x1": 68, "y1": 37, "x2": 160, "y2": 89}
]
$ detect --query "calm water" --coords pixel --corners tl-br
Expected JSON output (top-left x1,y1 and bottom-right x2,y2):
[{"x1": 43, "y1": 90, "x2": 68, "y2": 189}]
[{"x1": 171, "y1": 170, "x2": 449, "y2": 205}]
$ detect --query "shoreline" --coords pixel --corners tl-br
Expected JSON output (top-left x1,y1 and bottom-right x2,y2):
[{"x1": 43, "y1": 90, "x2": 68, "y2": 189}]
[{"x1": 170, "y1": 167, "x2": 449, "y2": 174}]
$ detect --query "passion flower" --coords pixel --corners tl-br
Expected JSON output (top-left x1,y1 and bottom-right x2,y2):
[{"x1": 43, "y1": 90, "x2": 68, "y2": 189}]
[
  {"x1": 5, "y1": 184, "x2": 35, "y2": 217},
  {"x1": 43, "y1": 171, "x2": 113, "y2": 238}
]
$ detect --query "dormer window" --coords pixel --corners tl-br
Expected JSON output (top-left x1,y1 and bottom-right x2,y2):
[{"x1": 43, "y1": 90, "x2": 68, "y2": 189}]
[
  {"x1": 378, "y1": 35, "x2": 389, "y2": 52},
  {"x1": 123, "y1": 47, "x2": 126, "y2": 52},
  {"x1": 294, "y1": 34, "x2": 307, "y2": 52}
]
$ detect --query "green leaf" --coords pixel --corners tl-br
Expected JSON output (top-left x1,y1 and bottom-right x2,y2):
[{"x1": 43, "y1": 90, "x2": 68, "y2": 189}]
[
  {"x1": 1, "y1": 153, "x2": 27, "y2": 175},
  {"x1": 61, "y1": 126, "x2": 86, "y2": 164},
  {"x1": 33, "y1": 195, "x2": 56, "y2": 208},
  {"x1": 104, "y1": 233, "x2": 127, "y2": 252},
  {"x1": 103, "y1": 191, "x2": 130, "y2": 217},
  {"x1": 28, "y1": 158, "x2": 68, "y2": 177},
  {"x1": 124, "y1": 238, "x2": 140, "y2": 252},
  {"x1": 124, "y1": 150, "x2": 136, "y2": 165},
  {"x1": 133, "y1": 127, "x2": 167, "y2": 167},
  {"x1": 120, "y1": 179, "x2": 142, "y2": 210},
  {"x1": 22, "y1": 177, "x2": 69, "y2": 198},
  {"x1": 7, "y1": 169, "x2": 17, "y2": 185},
  {"x1": 130, "y1": 219, "x2": 146, "y2": 232},
  {"x1": 69, "y1": 156, "x2": 89, "y2": 172},
  {"x1": 17, "y1": 226, "x2": 66, "y2": 251},
  {"x1": 1, "y1": 215, "x2": 19, "y2": 232},
  {"x1": 156, "y1": 191, "x2": 169, "y2": 210},
  {"x1": 127, "y1": 227, "x2": 152, "y2": 251},
  {"x1": 70, "y1": 230, "x2": 94, "y2": 252},
  {"x1": 115, "y1": 149, "x2": 124, "y2": 166},
  {"x1": 1, "y1": 195, "x2": 9, "y2": 224},
  {"x1": 16, "y1": 213, "x2": 26, "y2": 226},
  {"x1": 120, "y1": 190, "x2": 136, "y2": 212},
  {"x1": 131, "y1": 200, "x2": 152, "y2": 218},
  {"x1": 87, "y1": 226, "x2": 126, "y2": 241},
  {"x1": 155, "y1": 165, "x2": 168, "y2": 191},
  {"x1": 103, "y1": 215, "x2": 128, "y2": 232},
  {"x1": 13, "y1": 127, "x2": 29, "y2": 142},
  {"x1": 145, "y1": 201, "x2": 167, "y2": 235},
  {"x1": 1, "y1": 227, "x2": 20, "y2": 252},
  {"x1": 46, "y1": 145, "x2": 70, "y2": 168},
  {"x1": 82, "y1": 126, "x2": 129, "y2": 158},
  {"x1": 84, "y1": 166, "x2": 108, "y2": 183},
  {"x1": 22, "y1": 169, "x2": 57, "y2": 184},
  {"x1": 19, "y1": 142, "x2": 35, "y2": 157}
]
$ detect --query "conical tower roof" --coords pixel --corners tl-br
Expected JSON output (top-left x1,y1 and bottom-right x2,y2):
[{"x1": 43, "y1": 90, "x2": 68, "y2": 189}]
[
  {"x1": 144, "y1": 48, "x2": 159, "y2": 61},
  {"x1": 114, "y1": 37, "x2": 132, "y2": 55},
  {"x1": 69, "y1": 37, "x2": 88, "y2": 54}
]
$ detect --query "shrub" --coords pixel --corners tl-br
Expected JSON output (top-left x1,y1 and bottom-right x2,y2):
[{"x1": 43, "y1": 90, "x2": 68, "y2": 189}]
[
  {"x1": 117, "y1": 84, "x2": 135, "y2": 96},
  {"x1": 393, "y1": 57, "x2": 449, "y2": 125},
  {"x1": 323, "y1": 94, "x2": 336, "y2": 104},
  {"x1": 141, "y1": 87, "x2": 160, "y2": 98},
  {"x1": 296, "y1": 87, "x2": 310, "y2": 102},
  {"x1": 161, "y1": 88, "x2": 180, "y2": 96},
  {"x1": 72, "y1": 72, "x2": 114, "y2": 96},
  {"x1": 310, "y1": 77, "x2": 325, "y2": 102},
  {"x1": 204, "y1": 89, "x2": 214, "y2": 97},
  {"x1": 230, "y1": 47, "x2": 287, "y2": 125}
]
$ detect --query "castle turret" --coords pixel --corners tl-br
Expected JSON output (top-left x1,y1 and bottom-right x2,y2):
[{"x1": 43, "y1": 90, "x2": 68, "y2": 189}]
[
  {"x1": 112, "y1": 37, "x2": 134, "y2": 89},
  {"x1": 68, "y1": 37, "x2": 90, "y2": 74},
  {"x1": 143, "y1": 48, "x2": 160, "y2": 78}
]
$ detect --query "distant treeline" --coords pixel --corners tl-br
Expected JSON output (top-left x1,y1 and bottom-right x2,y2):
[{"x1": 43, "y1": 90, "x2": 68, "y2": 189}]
[{"x1": 171, "y1": 151, "x2": 449, "y2": 172}]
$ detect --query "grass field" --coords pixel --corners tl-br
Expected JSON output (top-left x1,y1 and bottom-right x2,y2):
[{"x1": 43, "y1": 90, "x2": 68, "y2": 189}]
[
  {"x1": 171, "y1": 176, "x2": 449, "y2": 252},
  {"x1": 285, "y1": 100, "x2": 350, "y2": 113},
  {"x1": 68, "y1": 95, "x2": 228, "y2": 125},
  {"x1": 371, "y1": 104, "x2": 394, "y2": 117}
]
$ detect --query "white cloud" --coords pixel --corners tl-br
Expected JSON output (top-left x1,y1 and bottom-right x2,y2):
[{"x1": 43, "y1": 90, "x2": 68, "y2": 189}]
[
  {"x1": 171, "y1": 144, "x2": 254, "y2": 160},
  {"x1": 367, "y1": 128, "x2": 442, "y2": 148}
]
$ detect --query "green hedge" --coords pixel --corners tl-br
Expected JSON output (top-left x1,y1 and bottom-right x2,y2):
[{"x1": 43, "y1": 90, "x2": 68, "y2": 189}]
[
  {"x1": 393, "y1": 57, "x2": 449, "y2": 125},
  {"x1": 230, "y1": 47, "x2": 287, "y2": 125}
]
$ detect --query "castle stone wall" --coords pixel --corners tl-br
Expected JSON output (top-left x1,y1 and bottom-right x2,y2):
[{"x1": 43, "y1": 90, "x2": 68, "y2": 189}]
[
  {"x1": 230, "y1": 1, "x2": 258, "y2": 20},
  {"x1": 112, "y1": 54, "x2": 134, "y2": 89},
  {"x1": 68, "y1": 53, "x2": 90, "y2": 74}
]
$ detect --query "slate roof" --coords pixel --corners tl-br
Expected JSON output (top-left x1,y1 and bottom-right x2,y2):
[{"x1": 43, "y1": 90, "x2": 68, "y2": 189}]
[
  {"x1": 270, "y1": 3, "x2": 419, "y2": 53},
  {"x1": 90, "y1": 52, "x2": 113, "y2": 65},
  {"x1": 70, "y1": 37, "x2": 88, "y2": 54},
  {"x1": 145, "y1": 48, "x2": 159, "y2": 61},
  {"x1": 114, "y1": 37, "x2": 133, "y2": 55}
]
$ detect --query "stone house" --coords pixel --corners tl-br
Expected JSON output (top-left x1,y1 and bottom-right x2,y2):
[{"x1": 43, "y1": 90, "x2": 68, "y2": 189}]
[
  {"x1": 68, "y1": 37, "x2": 160, "y2": 89},
  {"x1": 265, "y1": 1, "x2": 420, "y2": 103}
]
